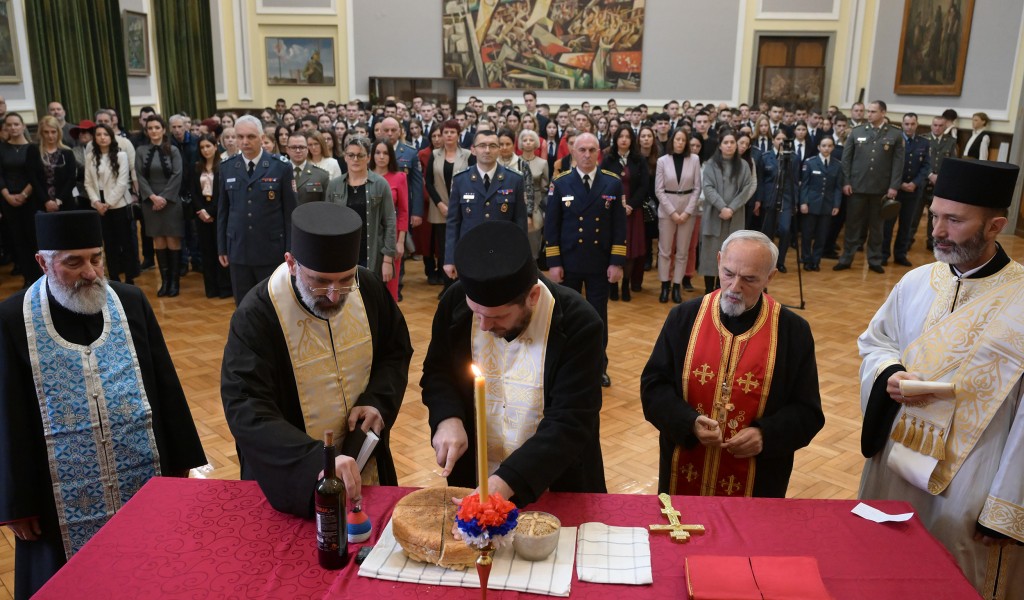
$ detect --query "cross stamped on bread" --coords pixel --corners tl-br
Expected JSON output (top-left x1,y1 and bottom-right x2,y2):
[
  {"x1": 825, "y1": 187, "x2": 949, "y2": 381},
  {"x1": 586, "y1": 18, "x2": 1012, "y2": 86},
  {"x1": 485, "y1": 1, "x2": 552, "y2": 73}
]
[{"x1": 648, "y1": 493, "x2": 706, "y2": 542}]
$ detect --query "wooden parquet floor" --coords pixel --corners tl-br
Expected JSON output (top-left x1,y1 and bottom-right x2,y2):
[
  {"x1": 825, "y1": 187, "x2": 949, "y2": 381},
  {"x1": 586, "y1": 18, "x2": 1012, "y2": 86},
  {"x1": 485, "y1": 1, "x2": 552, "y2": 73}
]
[{"x1": 2, "y1": 231, "x2": 1021, "y2": 599}]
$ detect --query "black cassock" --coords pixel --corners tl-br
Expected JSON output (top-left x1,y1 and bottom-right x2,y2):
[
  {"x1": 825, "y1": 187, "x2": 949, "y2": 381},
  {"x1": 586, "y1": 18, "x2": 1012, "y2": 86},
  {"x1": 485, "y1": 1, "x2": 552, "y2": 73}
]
[
  {"x1": 0, "y1": 282, "x2": 206, "y2": 600},
  {"x1": 420, "y1": 277, "x2": 607, "y2": 506},
  {"x1": 640, "y1": 296, "x2": 825, "y2": 498},
  {"x1": 221, "y1": 267, "x2": 412, "y2": 518}
]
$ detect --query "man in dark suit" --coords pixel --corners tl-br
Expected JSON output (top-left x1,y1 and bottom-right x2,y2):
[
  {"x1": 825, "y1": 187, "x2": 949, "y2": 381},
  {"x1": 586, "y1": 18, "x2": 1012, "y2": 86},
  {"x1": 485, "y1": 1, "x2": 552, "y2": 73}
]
[
  {"x1": 285, "y1": 132, "x2": 330, "y2": 205},
  {"x1": 456, "y1": 110, "x2": 476, "y2": 149},
  {"x1": 443, "y1": 130, "x2": 527, "y2": 281},
  {"x1": 544, "y1": 133, "x2": 626, "y2": 388},
  {"x1": 523, "y1": 90, "x2": 549, "y2": 134},
  {"x1": 881, "y1": 112, "x2": 930, "y2": 267},
  {"x1": 218, "y1": 115, "x2": 298, "y2": 305}
]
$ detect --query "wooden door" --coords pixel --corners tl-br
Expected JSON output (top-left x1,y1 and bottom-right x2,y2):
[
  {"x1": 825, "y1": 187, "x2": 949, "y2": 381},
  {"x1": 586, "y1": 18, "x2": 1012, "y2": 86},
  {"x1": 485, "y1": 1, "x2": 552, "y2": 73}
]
[{"x1": 755, "y1": 37, "x2": 829, "y2": 111}]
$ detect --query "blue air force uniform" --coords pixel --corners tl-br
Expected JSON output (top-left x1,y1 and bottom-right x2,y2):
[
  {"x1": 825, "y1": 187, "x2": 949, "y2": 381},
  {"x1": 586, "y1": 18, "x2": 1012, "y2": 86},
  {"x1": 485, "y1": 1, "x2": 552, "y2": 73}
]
[
  {"x1": 882, "y1": 133, "x2": 931, "y2": 264},
  {"x1": 444, "y1": 164, "x2": 527, "y2": 264},
  {"x1": 545, "y1": 168, "x2": 626, "y2": 372},
  {"x1": 798, "y1": 154, "x2": 843, "y2": 269},
  {"x1": 217, "y1": 151, "x2": 297, "y2": 305},
  {"x1": 393, "y1": 142, "x2": 424, "y2": 223}
]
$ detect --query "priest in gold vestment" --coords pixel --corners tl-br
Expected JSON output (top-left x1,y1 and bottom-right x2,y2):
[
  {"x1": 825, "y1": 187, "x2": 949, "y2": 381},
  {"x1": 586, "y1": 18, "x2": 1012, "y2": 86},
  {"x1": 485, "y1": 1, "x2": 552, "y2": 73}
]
[
  {"x1": 859, "y1": 158, "x2": 1023, "y2": 597},
  {"x1": 222, "y1": 202, "x2": 413, "y2": 517}
]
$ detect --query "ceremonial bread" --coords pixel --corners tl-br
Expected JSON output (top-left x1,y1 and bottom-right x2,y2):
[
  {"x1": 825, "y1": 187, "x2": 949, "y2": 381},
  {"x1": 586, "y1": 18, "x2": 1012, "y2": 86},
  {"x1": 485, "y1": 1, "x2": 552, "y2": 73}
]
[{"x1": 391, "y1": 486, "x2": 477, "y2": 570}]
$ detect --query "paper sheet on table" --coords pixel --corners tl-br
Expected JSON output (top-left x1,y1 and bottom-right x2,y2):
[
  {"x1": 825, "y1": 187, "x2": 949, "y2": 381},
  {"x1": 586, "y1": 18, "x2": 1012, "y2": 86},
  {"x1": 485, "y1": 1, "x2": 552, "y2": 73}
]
[
  {"x1": 358, "y1": 519, "x2": 576, "y2": 597},
  {"x1": 852, "y1": 502, "x2": 914, "y2": 523}
]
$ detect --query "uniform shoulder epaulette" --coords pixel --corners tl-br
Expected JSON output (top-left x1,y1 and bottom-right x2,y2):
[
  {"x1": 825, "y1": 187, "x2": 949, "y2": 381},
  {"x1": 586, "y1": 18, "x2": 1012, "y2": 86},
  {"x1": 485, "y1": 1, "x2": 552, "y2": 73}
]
[
  {"x1": 601, "y1": 169, "x2": 620, "y2": 179},
  {"x1": 453, "y1": 165, "x2": 472, "y2": 177},
  {"x1": 552, "y1": 169, "x2": 571, "y2": 181}
]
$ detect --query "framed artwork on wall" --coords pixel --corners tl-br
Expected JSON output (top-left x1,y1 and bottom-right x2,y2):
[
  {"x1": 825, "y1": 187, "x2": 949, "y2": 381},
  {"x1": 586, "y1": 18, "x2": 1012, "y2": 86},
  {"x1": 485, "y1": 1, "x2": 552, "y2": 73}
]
[
  {"x1": 894, "y1": 0, "x2": 974, "y2": 95},
  {"x1": 123, "y1": 10, "x2": 150, "y2": 76},
  {"x1": 0, "y1": 0, "x2": 22, "y2": 83},
  {"x1": 265, "y1": 37, "x2": 336, "y2": 86}
]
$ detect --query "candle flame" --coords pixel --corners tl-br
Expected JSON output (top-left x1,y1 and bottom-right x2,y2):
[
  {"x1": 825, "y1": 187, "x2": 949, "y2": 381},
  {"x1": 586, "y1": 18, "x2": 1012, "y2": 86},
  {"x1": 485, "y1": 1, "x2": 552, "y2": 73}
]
[{"x1": 471, "y1": 364, "x2": 482, "y2": 377}]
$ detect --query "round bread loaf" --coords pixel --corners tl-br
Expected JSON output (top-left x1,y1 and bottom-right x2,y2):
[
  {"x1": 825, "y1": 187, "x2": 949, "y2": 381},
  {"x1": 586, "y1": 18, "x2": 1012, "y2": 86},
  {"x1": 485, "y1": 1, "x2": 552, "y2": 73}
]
[{"x1": 392, "y1": 486, "x2": 477, "y2": 570}]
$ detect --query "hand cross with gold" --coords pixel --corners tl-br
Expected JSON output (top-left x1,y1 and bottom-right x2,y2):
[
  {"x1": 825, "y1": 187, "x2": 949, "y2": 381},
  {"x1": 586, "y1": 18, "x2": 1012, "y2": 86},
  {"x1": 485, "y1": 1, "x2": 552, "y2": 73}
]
[{"x1": 648, "y1": 493, "x2": 706, "y2": 542}]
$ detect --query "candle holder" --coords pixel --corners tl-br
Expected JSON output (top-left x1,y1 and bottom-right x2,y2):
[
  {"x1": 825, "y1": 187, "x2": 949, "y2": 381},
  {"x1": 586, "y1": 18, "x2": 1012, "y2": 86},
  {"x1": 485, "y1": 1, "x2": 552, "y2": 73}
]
[{"x1": 455, "y1": 492, "x2": 518, "y2": 600}]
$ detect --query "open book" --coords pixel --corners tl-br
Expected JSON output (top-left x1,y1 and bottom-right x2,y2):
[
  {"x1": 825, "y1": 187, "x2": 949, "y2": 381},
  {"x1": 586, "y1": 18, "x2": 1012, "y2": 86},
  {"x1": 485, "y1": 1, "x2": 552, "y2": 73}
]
[{"x1": 340, "y1": 427, "x2": 379, "y2": 472}]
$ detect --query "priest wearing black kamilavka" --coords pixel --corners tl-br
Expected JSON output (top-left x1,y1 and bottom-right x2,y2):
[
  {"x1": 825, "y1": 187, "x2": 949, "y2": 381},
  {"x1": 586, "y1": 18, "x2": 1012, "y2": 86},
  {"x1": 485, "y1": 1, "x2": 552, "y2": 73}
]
[
  {"x1": 641, "y1": 230, "x2": 824, "y2": 498},
  {"x1": 221, "y1": 202, "x2": 412, "y2": 517},
  {"x1": 0, "y1": 211, "x2": 206, "y2": 600},
  {"x1": 422, "y1": 220, "x2": 607, "y2": 506}
]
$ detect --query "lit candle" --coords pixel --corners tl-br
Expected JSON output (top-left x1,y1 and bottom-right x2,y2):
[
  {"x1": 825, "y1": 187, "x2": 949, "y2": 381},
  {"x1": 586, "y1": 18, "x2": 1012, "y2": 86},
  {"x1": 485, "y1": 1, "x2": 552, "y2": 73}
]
[{"x1": 471, "y1": 364, "x2": 488, "y2": 502}]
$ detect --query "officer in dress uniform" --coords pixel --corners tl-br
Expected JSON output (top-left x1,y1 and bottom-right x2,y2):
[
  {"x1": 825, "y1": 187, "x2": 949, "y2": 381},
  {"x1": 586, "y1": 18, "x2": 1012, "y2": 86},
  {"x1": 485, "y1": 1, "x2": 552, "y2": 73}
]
[
  {"x1": 881, "y1": 113, "x2": 931, "y2": 267},
  {"x1": 836, "y1": 100, "x2": 904, "y2": 274},
  {"x1": 284, "y1": 131, "x2": 330, "y2": 206},
  {"x1": 218, "y1": 115, "x2": 298, "y2": 305},
  {"x1": 443, "y1": 130, "x2": 527, "y2": 278},
  {"x1": 544, "y1": 133, "x2": 626, "y2": 388},
  {"x1": 798, "y1": 136, "x2": 843, "y2": 271},
  {"x1": 918, "y1": 116, "x2": 958, "y2": 251}
]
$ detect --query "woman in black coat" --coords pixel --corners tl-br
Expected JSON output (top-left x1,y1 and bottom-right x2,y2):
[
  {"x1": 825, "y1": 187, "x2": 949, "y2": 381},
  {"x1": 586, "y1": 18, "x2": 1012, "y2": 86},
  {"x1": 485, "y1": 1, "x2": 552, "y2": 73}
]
[
  {"x1": 0, "y1": 112, "x2": 44, "y2": 286},
  {"x1": 34, "y1": 116, "x2": 78, "y2": 213},
  {"x1": 191, "y1": 134, "x2": 232, "y2": 298},
  {"x1": 600, "y1": 126, "x2": 649, "y2": 301}
]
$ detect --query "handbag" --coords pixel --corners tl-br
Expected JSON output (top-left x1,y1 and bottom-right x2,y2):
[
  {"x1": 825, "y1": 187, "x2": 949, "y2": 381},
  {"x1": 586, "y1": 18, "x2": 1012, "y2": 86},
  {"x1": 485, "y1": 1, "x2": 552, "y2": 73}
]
[{"x1": 643, "y1": 198, "x2": 658, "y2": 223}]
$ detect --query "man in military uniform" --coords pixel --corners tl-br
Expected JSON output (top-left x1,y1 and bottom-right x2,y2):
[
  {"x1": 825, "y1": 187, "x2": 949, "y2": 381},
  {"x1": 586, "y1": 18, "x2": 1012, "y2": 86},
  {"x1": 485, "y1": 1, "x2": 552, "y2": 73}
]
[
  {"x1": 917, "y1": 115, "x2": 958, "y2": 251},
  {"x1": 835, "y1": 100, "x2": 904, "y2": 274},
  {"x1": 443, "y1": 130, "x2": 527, "y2": 280},
  {"x1": 284, "y1": 132, "x2": 330, "y2": 206},
  {"x1": 881, "y1": 113, "x2": 931, "y2": 267},
  {"x1": 545, "y1": 132, "x2": 626, "y2": 388},
  {"x1": 218, "y1": 115, "x2": 298, "y2": 305}
]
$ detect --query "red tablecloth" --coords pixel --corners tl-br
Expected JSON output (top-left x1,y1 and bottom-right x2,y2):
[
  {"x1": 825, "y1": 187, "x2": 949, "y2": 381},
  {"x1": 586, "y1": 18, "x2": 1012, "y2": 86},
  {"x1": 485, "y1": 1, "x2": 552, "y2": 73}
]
[{"x1": 35, "y1": 478, "x2": 978, "y2": 599}]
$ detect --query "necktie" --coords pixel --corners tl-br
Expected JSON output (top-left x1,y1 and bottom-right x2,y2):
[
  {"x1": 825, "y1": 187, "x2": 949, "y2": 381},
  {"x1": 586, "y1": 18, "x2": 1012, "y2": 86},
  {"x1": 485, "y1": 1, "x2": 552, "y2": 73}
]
[
  {"x1": 824, "y1": 159, "x2": 829, "y2": 169},
  {"x1": 583, "y1": 173, "x2": 591, "y2": 191},
  {"x1": 294, "y1": 166, "x2": 301, "y2": 180},
  {"x1": 247, "y1": 161, "x2": 255, "y2": 177},
  {"x1": 760, "y1": 139, "x2": 767, "y2": 153},
  {"x1": 549, "y1": 141, "x2": 555, "y2": 158},
  {"x1": 796, "y1": 143, "x2": 803, "y2": 163},
  {"x1": 483, "y1": 174, "x2": 491, "y2": 191},
  {"x1": 772, "y1": 125, "x2": 777, "y2": 136}
]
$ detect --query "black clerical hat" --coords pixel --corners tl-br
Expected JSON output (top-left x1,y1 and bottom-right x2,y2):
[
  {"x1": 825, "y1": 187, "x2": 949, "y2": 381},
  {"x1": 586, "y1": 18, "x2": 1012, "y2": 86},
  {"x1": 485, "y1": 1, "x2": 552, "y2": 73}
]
[
  {"x1": 291, "y1": 202, "x2": 362, "y2": 273},
  {"x1": 933, "y1": 158, "x2": 1020, "y2": 209},
  {"x1": 455, "y1": 221, "x2": 537, "y2": 307},
  {"x1": 35, "y1": 210, "x2": 103, "y2": 250}
]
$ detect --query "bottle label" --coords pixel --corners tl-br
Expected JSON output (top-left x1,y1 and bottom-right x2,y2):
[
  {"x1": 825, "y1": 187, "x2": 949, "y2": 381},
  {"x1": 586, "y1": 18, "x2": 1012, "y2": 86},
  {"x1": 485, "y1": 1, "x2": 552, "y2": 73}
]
[{"x1": 316, "y1": 506, "x2": 340, "y2": 551}]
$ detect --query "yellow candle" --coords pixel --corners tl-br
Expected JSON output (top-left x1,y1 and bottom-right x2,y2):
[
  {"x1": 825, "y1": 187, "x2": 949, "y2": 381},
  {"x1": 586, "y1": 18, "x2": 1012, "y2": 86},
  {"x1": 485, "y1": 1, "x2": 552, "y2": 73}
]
[{"x1": 471, "y1": 364, "x2": 488, "y2": 502}]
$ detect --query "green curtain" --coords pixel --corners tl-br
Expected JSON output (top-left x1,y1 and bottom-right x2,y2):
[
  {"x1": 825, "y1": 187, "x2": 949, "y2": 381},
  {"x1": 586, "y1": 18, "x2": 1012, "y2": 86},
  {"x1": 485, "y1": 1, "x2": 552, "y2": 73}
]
[
  {"x1": 153, "y1": 0, "x2": 215, "y2": 120},
  {"x1": 25, "y1": 0, "x2": 131, "y2": 125}
]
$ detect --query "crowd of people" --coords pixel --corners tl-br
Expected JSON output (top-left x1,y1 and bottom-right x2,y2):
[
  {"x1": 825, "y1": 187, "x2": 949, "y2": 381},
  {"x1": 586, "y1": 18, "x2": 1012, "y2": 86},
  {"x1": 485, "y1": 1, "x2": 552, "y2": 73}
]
[{"x1": 0, "y1": 88, "x2": 1019, "y2": 599}]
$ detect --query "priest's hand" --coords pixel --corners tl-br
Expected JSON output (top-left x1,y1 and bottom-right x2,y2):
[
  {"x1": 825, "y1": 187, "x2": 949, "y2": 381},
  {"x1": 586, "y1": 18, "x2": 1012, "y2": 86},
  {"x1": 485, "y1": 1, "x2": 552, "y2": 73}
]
[
  {"x1": 693, "y1": 415, "x2": 723, "y2": 447},
  {"x1": 320, "y1": 456, "x2": 362, "y2": 506},
  {"x1": 348, "y1": 406, "x2": 383, "y2": 435},
  {"x1": 432, "y1": 417, "x2": 469, "y2": 477},
  {"x1": 6, "y1": 517, "x2": 41, "y2": 542},
  {"x1": 722, "y1": 427, "x2": 763, "y2": 458},
  {"x1": 886, "y1": 371, "x2": 937, "y2": 407}
]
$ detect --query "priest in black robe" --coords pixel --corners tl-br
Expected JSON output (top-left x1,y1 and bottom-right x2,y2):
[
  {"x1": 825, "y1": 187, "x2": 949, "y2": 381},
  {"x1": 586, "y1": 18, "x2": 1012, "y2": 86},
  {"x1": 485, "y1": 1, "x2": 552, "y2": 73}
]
[
  {"x1": 0, "y1": 211, "x2": 206, "y2": 600},
  {"x1": 422, "y1": 221, "x2": 607, "y2": 506},
  {"x1": 641, "y1": 230, "x2": 824, "y2": 498},
  {"x1": 221, "y1": 202, "x2": 412, "y2": 518}
]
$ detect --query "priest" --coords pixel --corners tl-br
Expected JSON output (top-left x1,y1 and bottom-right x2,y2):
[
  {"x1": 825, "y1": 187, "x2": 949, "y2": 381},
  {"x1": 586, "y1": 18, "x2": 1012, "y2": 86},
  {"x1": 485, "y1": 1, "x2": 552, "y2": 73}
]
[
  {"x1": 0, "y1": 211, "x2": 206, "y2": 600},
  {"x1": 858, "y1": 158, "x2": 1023, "y2": 596},
  {"x1": 641, "y1": 230, "x2": 824, "y2": 497},
  {"x1": 422, "y1": 220, "x2": 606, "y2": 505},
  {"x1": 221, "y1": 202, "x2": 412, "y2": 517}
]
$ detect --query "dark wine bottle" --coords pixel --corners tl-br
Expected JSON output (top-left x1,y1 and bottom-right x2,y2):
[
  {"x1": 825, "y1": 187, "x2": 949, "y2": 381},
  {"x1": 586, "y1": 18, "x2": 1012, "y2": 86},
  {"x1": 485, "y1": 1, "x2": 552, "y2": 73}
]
[{"x1": 315, "y1": 430, "x2": 348, "y2": 569}]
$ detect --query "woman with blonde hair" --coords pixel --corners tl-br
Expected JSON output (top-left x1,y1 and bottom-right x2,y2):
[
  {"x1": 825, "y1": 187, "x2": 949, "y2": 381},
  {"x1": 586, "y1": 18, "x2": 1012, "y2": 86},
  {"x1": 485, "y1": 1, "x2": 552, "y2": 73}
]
[
  {"x1": 34, "y1": 115, "x2": 77, "y2": 213},
  {"x1": 518, "y1": 128, "x2": 548, "y2": 258},
  {"x1": 307, "y1": 130, "x2": 342, "y2": 179},
  {"x1": 963, "y1": 112, "x2": 991, "y2": 160}
]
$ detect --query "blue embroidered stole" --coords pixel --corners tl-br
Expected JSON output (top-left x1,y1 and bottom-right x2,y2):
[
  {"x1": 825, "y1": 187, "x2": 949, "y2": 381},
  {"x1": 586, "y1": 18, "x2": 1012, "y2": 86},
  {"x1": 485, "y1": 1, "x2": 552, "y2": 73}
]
[{"x1": 23, "y1": 277, "x2": 161, "y2": 558}]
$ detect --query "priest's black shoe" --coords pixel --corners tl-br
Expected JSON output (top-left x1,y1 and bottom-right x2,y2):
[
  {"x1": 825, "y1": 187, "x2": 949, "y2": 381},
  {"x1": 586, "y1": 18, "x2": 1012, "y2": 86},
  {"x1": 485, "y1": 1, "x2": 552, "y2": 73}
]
[
  {"x1": 659, "y1": 282, "x2": 670, "y2": 303},
  {"x1": 601, "y1": 373, "x2": 611, "y2": 387},
  {"x1": 869, "y1": 264, "x2": 885, "y2": 274},
  {"x1": 833, "y1": 263, "x2": 851, "y2": 271}
]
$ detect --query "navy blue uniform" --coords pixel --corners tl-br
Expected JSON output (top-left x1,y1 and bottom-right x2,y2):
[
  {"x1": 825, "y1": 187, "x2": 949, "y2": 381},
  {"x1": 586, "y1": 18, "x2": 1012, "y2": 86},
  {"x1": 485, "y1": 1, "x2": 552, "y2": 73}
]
[
  {"x1": 445, "y1": 164, "x2": 527, "y2": 264},
  {"x1": 217, "y1": 152, "x2": 297, "y2": 304},
  {"x1": 882, "y1": 134, "x2": 931, "y2": 264},
  {"x1": 545, "y1": 168, "x2": 626, "y2": 372},
  {"x1": 798, "y1": 155, "x2": 843, "y2": 269}
]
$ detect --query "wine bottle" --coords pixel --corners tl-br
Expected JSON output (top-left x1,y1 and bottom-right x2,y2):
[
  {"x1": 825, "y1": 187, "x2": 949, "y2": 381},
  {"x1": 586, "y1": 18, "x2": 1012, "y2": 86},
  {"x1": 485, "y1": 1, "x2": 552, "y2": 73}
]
[{"x1": 315, "y1": 430, "x2": 348, "y2": 569}]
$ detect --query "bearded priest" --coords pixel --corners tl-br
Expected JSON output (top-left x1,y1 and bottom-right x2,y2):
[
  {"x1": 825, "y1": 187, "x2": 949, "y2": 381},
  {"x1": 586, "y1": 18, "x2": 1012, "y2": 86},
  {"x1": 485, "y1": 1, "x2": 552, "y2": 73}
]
[
  {"x1": 0, "y1": 210, "x2": 206, "y2": 600},
  {"x1": 858, "y1": 158, "x2": 1023, "y2": 597}
]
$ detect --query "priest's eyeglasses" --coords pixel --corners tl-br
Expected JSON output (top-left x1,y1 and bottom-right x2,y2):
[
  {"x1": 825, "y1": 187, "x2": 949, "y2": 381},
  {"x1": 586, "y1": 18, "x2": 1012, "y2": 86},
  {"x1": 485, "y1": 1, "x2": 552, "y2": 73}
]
[{"x1": 307, "y1": 272, "x2": 360, "y2": 297}]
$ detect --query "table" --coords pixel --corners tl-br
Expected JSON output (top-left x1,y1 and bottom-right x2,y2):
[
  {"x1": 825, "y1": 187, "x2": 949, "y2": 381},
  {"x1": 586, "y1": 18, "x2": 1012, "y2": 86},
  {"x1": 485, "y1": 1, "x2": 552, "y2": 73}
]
[{"x1": 35, "y1": 478, "x2": 979, "y2": 599}]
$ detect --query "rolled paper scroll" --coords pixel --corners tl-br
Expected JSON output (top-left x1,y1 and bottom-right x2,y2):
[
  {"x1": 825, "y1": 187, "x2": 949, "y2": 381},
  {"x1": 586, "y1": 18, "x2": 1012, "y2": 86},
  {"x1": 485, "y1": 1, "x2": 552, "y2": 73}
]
[{"x1": 900, "y1": 380, "x2": 956, "y2": 399}]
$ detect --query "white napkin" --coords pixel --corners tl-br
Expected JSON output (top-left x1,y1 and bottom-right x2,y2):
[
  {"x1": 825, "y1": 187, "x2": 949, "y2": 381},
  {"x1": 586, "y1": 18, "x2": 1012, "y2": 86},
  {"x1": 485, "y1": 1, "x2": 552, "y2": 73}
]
[
  {"x1": 575, "y1": 523, "x2": 653, "y2": 585},
  {"x1": 359, "y1": 519, "x2": 576, "y2": 597}
]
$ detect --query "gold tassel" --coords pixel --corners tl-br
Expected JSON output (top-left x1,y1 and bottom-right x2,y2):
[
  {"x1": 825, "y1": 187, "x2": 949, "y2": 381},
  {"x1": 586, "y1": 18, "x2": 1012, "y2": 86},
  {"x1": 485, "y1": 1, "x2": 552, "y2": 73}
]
[
  {"x1": 931, "y1": 429, "x2": 946, "y2": 461},
  {"x1": 907, "y1": 418, "x2": 923, "y2": 452},
  {"x1": 891, "y1": 413, "x2": 907, "y2": 443},
  {"x1": 902, "y1": 417, "x2": 917, "y2": 447},
  {"x1": 920, "y1": 425, "x2": 934, "y2": 457}
]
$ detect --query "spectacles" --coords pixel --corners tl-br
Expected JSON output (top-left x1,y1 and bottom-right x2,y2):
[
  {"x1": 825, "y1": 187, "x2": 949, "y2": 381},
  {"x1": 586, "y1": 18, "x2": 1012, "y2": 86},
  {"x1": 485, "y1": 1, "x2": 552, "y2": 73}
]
[
  {"x1": 287, "y1": 145, "x2": 308, "y2": 151},
  {"x1": 344, "y1": 152, "x2": 368, "y2": 160},
  {"x1": 306, "y1": 271, "x2": 360, "y2": 297}
]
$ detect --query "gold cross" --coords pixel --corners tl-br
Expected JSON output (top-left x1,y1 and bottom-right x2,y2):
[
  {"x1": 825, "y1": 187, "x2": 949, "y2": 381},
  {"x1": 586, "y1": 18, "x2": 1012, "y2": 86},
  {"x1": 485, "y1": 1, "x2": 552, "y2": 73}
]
[
  {"x1": 648, "y1": 493, "x2": 706, "y2": 542},
  {"x1": 680, "y1": 462, "x2": 698, "y2": 483},
  {"x1": 737, "y1": 372, "x2": 759, "y2": 394},
  {"x1": 692, "y1": 363, "x2": 716, "y2": 385},
  {"x1": 720, "y1": 475, "x2": 742, "y2": 495}
]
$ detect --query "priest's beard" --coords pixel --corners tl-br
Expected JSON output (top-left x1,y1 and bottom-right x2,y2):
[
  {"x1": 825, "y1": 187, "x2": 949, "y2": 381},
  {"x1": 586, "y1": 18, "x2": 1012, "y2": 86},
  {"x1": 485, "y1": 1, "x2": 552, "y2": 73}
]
[
  {"x1": 490, "y1": 306, "x2": 533, "y2": 341},
  {"x1": 934, "y1": 226, "x2": 986, "y2": 267},
  {"x1": 295, "y1": 276, "x2": 347, "y2": 319},
  {"x1": 49, "y1": 275, "x2": 108, "y2": 315},
  {"x1": 719, "y1": 290, "x2": 747, "y2": 317}
]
